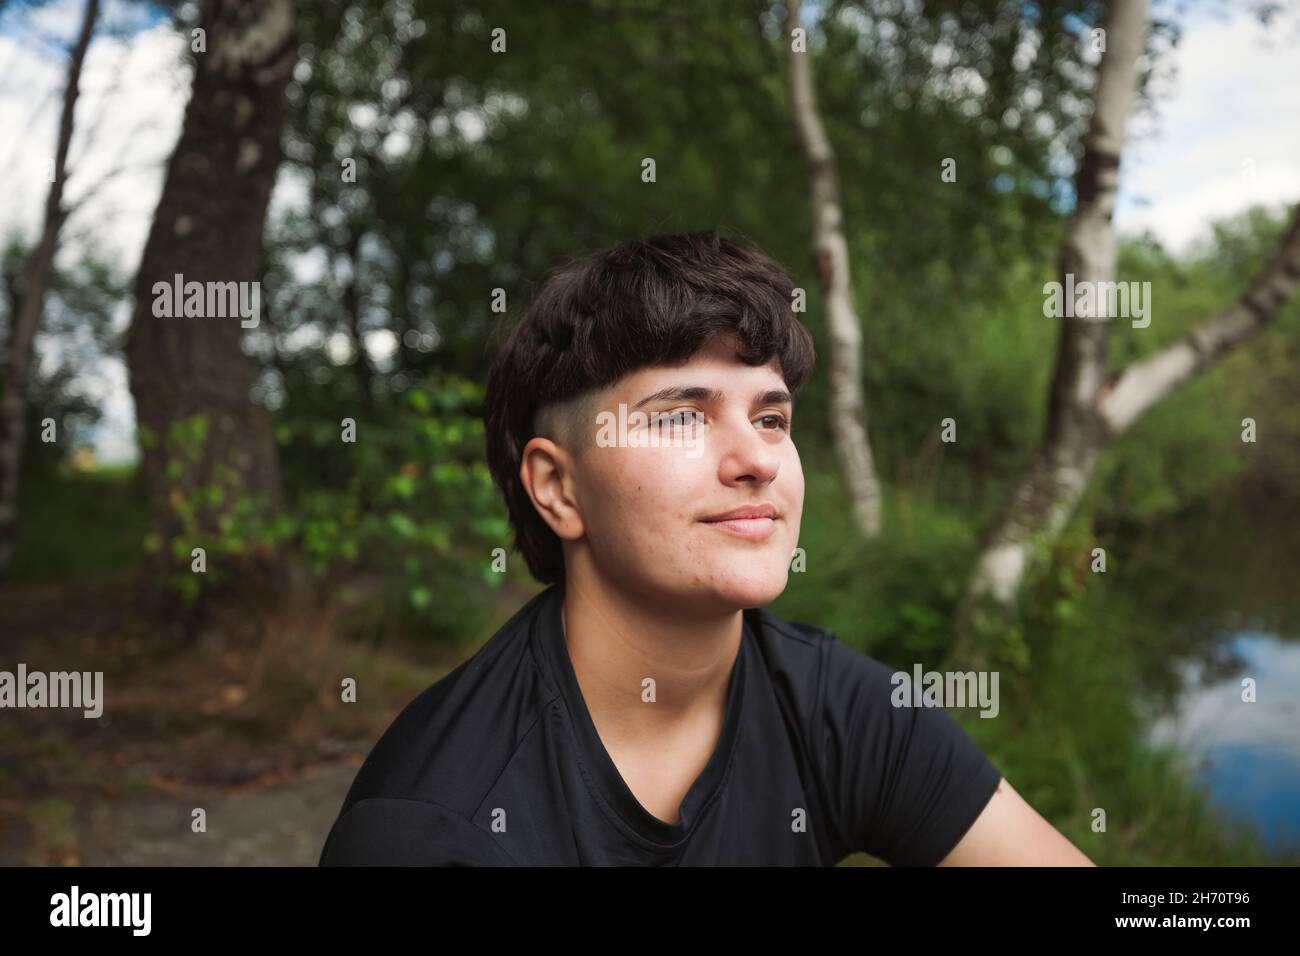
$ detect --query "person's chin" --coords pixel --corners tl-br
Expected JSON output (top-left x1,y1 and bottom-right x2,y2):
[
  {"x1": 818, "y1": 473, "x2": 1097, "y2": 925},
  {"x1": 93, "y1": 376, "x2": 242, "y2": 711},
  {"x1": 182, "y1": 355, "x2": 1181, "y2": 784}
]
[{"x1": 698, "y1": 566, "x2": 788, "y2": 611}]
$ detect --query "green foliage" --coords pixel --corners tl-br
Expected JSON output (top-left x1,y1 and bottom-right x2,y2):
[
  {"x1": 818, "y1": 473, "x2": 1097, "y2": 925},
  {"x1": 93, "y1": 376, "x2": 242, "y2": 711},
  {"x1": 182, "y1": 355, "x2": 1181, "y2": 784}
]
[
  {"x1": 9, "y1": 465, "x2": 146, "y2": 581},
  {"x1": 960, "y1": 530, "x2": 1294, "y2": 865},
  {"x1": 773, "y1": 465, "x2": 977, "y2": 666},
  {"x1": 274, "y1": 374, "x2": 513, "y2": 638},
  {"x1": 268, "y1": 0, "x2": 1136, "y2": 394},
  {"x1": 144, "y1": 415, "x2": 278, "y2": 601},
  {"x1": 1, "y1": 234, "x2": 127, "y2": 478},
  {"x1": 141, "y1": 377, "x2": 512, "y2": 639}
]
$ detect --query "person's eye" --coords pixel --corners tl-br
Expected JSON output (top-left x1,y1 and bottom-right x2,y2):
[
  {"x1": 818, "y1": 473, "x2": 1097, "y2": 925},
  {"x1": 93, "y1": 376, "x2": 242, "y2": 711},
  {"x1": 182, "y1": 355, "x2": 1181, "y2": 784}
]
[{"x1": 756, "y1": 413, "x2": 790, "y2": 433}]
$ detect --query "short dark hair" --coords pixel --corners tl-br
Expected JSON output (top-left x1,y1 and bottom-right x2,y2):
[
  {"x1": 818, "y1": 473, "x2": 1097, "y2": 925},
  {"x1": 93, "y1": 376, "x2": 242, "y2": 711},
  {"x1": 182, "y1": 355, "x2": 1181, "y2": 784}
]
[{"x1": 483, "y1": 230, "x2": 816, "y2": 585}]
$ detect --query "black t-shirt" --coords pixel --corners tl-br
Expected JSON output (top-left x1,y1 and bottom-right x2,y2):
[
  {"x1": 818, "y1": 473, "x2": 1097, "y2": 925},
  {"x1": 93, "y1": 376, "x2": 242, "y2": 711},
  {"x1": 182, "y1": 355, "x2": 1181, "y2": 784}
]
[{"x1": 319, "y1": 584, "x2": 1002, "y2": 866}]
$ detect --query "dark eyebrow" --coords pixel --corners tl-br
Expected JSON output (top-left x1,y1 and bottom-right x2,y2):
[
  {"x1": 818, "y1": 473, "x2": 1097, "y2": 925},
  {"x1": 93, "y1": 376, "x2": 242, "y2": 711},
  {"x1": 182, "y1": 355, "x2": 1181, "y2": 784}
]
[{"x1": 632, "y1": 386, "x2": 793, "y2": 409}]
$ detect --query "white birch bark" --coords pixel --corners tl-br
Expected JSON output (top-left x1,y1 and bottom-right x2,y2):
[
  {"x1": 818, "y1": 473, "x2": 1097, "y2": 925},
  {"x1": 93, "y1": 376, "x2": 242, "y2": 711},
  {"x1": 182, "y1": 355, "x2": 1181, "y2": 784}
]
[
  {"x1": 1101, "y1": 208, "x2": 1300, "y2": 432},
  {"x1": 784, "y1": 0, "x2": 883, "y2": 536},
  {"x1": 963, "y1": 0, "x2": 1148, "y2": 617}
]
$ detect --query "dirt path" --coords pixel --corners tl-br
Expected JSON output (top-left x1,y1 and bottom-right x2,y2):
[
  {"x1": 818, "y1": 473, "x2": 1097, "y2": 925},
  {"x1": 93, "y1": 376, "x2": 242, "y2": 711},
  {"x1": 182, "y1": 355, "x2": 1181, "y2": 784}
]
[
  {"x1": 69, "y1": 762, "x2": 358, "y2": 867},
  {"x1": 0, "y1": 573, "x2": 535, "y2": 867}
]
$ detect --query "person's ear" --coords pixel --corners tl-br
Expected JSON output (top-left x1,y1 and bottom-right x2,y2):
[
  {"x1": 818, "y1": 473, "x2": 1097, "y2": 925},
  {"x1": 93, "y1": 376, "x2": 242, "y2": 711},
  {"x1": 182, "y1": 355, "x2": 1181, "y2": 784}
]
[{"x1": 520, "y1": 437, "x2": 584, "y2": 541}]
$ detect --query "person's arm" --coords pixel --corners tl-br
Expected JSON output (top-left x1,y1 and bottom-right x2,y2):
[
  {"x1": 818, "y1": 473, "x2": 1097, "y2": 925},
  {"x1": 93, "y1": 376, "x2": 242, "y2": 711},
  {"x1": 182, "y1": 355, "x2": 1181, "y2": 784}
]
[{"x1": 937, "y1": 776, "x2": 1095, "y2": 866}]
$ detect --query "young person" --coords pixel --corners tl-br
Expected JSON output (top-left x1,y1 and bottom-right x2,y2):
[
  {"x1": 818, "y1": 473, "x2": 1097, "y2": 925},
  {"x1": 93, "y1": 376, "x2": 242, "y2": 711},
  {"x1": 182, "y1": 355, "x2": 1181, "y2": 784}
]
[{"x1": 319, "y1": 230, "x2": 1095, "y2": 866}]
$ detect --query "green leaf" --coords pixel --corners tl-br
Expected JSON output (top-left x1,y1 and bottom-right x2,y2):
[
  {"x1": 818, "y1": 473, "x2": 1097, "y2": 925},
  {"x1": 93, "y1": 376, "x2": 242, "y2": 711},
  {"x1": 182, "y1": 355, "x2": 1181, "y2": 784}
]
[
  {"x1": 387, "y1": 512, "x2": 417, "y2": 539},
  {"x1": 386, "y1": 474, "x2": 417, "y2": 499}
]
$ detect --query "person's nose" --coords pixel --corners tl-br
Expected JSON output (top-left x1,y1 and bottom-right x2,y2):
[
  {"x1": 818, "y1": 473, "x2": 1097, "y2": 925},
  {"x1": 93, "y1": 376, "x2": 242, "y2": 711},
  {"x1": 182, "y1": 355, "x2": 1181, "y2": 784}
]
[{"x1": 715, "y1": 413, "x2": 780, "y2": 488}]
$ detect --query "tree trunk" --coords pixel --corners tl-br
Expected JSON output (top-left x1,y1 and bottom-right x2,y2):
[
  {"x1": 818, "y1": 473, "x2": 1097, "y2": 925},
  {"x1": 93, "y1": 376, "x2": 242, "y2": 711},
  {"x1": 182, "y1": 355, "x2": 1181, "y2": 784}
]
[
  {"x1": 124, "y1": 0, "x2": 296, "y2": 592},
  {"x1": 965, "y1": 0, "x2": 1147, "y2": 614},
  {"x1": 0, "y1": 0, "x2": 98, "y2": 572},
  {"x1": 957, "y1": 0, "x2": 1300, "y2": 662},
  {"x1": 784, "y1": 0, "x2": 883, "y2": 536}
]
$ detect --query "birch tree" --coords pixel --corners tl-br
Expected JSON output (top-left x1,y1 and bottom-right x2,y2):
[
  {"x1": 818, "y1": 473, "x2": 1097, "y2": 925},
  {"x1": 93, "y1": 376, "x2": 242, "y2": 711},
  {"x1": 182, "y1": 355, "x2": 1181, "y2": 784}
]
[
  {"x1": 784, "y1": 0, "x2": 883, "y2": 537},
  {"x1": 0, "y1": 0, "x2": 98, "y2": 571},
  {"x1": 957, "y1": 0, "x2": 1300, "y2": 658}
]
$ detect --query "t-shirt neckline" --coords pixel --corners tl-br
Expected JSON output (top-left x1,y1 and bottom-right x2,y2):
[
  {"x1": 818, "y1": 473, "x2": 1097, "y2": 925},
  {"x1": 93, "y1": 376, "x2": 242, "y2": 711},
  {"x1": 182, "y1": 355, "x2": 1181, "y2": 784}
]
[{"x1": 531, "y1": 584, "x2": 748, "y2": 849}]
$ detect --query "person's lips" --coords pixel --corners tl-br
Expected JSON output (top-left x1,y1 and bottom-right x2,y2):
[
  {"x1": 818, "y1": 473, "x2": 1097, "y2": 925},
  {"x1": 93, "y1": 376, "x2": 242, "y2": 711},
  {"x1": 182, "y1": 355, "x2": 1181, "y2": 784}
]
[{"x1": 699, "y1": 504, "x2": 778, "y2": 540}]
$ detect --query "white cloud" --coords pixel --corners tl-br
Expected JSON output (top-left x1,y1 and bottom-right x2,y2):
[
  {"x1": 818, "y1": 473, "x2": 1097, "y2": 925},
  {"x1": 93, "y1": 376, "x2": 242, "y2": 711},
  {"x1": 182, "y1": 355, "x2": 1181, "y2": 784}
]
[
  {"x1": 0, "y1": 2, "x2": 188, "y2": 250},
  {"x1": 1149, "y1": 635, "x2": 1300, "y2": 758},
  {"x1": 0, "y1": 1, "x2": 308, "y2": 466},
  {"x1": 1116, "y1": 7, "x2": 1300, "y2": 253},
  {"x1": 0, "y1": 0, "x2": 191, "y2": 466}
]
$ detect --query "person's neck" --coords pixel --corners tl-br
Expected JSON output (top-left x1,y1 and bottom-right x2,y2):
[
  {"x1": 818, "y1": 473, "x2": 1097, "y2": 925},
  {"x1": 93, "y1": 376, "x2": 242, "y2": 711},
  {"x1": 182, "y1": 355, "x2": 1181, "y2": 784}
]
[{"x1": 558, "y1": 573, "x2": 742, "y2": 746}]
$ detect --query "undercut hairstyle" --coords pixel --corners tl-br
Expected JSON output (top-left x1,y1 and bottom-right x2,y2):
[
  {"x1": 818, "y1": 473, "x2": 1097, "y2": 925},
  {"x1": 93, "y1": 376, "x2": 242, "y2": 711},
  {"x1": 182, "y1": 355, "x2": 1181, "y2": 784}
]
[{"x1": 483, "y1": 229, "x2": 817, "y2": 586}]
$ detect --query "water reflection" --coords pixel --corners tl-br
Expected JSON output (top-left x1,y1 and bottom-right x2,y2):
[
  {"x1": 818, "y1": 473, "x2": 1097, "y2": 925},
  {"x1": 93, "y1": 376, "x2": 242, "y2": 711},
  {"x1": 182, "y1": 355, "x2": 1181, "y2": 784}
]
[{"x1": 1149, "y1": 633, "x2": 1300, "y2": 851}]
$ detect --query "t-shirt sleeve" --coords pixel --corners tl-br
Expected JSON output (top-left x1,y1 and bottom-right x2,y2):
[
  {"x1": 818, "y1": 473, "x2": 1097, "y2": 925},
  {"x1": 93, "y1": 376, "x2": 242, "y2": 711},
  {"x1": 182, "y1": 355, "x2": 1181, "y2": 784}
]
[
  {"x1": 319, "y1": 797, "x2": 518, "y2": 866},
  {"x1": 818, "y1": 636, "x2": 1003, "y2": 866}
]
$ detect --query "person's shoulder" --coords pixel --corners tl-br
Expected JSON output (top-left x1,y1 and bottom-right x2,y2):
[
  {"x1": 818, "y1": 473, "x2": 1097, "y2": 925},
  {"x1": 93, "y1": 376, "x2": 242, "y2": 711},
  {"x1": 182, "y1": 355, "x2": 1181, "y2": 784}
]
[
  {"x1": 320, "y1": 795, "x2": 520, "y2": 865},
  {"x1": 745, "y1": 604, "x2": 827, "y2": 690},
  {"x1": 746, "y1": 604, "x2": 902, "y2": 715},
  {"x1": 334, "y1": 591, "x2": 557, "y2": 820},
  {"x1": 746, "y1": 603, "x2": 833, "y2": 658},
  {"x1": 746, "y1": 603, "x2": 890, "y2": 678},
  {"x1": 745, "y1": 604, "x2": 853, "y2": 721}
]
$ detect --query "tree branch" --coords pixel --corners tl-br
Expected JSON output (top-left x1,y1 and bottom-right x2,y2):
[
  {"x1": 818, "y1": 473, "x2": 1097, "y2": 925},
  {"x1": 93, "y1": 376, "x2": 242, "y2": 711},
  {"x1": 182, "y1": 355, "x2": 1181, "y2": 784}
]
[{"x1": 1101, "y1": 202, "x2": 1300, "y2": 434}]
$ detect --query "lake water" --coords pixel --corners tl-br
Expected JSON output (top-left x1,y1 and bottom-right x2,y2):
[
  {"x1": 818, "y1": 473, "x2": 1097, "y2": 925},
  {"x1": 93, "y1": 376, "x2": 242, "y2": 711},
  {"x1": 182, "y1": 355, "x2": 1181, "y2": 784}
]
[{"x1": 1149, "y1": 632, "x2": 1300, "y2": 852}]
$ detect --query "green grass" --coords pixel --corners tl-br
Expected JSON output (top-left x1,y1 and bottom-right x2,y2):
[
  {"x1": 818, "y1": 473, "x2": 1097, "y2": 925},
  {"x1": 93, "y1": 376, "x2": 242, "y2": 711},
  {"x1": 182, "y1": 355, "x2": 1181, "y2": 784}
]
[{"x1": 9, "y1": 465, "x2": 146, "y2": 581}]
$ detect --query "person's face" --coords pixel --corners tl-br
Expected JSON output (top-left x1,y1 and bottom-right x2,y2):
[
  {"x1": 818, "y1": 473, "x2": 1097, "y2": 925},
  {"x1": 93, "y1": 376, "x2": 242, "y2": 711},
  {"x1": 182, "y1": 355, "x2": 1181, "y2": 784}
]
[{"x1": 540, "y1": 335, "x2": 805, "y2": 613}]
